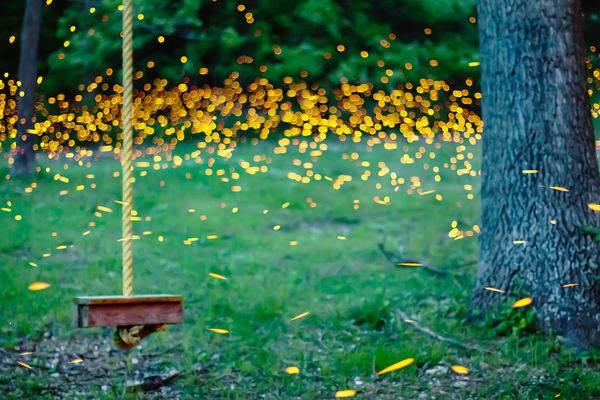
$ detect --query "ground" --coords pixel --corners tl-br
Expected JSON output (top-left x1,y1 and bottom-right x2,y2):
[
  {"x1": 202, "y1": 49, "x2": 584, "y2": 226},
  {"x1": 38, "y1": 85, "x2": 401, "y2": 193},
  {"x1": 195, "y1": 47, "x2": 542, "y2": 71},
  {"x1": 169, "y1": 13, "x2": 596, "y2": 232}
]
[{"x1": 1, "y1": 137, "x2": 600, "y2": 399}]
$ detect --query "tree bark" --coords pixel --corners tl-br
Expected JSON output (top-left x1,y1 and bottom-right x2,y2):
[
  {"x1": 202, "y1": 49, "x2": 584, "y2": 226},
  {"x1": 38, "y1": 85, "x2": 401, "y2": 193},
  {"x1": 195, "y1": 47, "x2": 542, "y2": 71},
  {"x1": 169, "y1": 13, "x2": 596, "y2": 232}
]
[
  {"x1": 12, "y1": 0, "x2": 43, "y2": 176},
  {"x1": 471, "y1": 0, "x2": 600, "y2": 348}
]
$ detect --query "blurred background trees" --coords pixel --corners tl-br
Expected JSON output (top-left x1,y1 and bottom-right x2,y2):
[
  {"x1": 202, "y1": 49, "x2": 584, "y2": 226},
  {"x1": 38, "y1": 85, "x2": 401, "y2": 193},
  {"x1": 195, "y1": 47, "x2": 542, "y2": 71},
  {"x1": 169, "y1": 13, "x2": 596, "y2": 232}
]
[
  {"x1": 13, "y1": 0, "x2": 43, "y2": 175},
  {"x1": 2, "y1": 0, "x2": 483, "y2": 94},
  {"x1": 2, "y1": 0, "x2": 600, "y2": 96}
]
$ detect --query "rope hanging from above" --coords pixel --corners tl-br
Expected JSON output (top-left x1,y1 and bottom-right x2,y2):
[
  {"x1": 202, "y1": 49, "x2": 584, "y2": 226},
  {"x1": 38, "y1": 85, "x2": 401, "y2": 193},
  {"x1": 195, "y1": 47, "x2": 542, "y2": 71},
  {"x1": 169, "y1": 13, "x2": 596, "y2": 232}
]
[
  {"x1": 121, "y1": 0, "x2": 134, "y2": 299},
  {"x1": 73, "y1": 10, "x2": 183, "y2": 336},
  {"x1": 115, "y1": 0, "x2": 166, "y2": 349}
]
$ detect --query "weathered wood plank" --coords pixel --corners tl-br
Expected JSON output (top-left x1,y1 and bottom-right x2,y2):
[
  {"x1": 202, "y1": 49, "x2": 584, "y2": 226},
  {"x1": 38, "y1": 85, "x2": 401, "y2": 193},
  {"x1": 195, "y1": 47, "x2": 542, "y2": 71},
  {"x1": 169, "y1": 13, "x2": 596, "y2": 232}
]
[
  {"x1": 74, "y1": 294, "x2": 182, "y2": 305},
  {"x1": 73, "y1": 295, "x2": 183, "y2": 327}
]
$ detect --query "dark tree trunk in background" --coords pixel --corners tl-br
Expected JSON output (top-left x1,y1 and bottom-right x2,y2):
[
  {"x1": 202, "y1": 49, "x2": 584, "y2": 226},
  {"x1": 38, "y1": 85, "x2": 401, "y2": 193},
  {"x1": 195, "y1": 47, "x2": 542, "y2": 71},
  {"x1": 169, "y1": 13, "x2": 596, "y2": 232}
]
[
  {"x1": 12, "y1": 0, "x2": 43, "y2": 176},
  {"x1": 471, "y1": 0, "x2": 600, "y2": 348}
]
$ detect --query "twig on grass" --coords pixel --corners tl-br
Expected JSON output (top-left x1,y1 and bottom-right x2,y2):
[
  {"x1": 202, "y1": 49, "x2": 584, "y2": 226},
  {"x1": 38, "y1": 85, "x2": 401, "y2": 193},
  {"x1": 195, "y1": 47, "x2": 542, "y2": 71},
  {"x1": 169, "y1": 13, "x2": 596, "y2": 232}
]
[
  {"x1": 377, "y1": 229, "x2": 469, "y2": 276},
  {"x1": 126, "y1": 365, "x2": 210, "y2": 393},
  {"x1": 396, "y1": 309, "x2": 491, "y2": 353},
  {"x1": 127, "y1": 369, "x2": 183, "y2": 392}
]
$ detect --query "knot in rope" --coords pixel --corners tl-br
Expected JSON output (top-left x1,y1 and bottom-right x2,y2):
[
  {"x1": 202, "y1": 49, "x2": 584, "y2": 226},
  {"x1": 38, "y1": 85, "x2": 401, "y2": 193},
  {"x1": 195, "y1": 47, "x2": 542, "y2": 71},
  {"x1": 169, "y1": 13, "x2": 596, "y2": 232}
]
[{"x1": 113, "y1": 324, "x2": 167, "y2": 350}]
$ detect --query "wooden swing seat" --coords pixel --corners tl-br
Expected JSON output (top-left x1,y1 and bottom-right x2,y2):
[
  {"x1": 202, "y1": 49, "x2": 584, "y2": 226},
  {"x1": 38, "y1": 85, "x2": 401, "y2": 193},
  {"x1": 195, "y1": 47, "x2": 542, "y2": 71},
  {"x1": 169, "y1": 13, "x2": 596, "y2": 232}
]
[{"x1": 74, "y1": 294, "x2": 182, "y2": 327}]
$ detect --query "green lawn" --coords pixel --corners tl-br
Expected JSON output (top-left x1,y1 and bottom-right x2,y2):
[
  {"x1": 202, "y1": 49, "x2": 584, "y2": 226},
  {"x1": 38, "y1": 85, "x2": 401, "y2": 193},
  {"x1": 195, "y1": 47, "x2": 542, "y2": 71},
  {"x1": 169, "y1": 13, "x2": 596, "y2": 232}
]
[{"x1": 1, "y1": 137, "x2": 600, "y2": 399}]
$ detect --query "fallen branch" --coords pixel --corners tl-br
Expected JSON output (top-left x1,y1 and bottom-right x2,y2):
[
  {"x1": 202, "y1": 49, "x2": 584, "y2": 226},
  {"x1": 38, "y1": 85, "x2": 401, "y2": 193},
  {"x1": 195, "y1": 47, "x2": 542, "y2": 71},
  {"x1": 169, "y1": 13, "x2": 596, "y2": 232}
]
[
  {"x1": 126, "y1": 365, "x2": 210, "y2": 392},
  {"x1": 377, "y1": 231, "x2": 448, "y2": 276},
  {"x1": 377, "y1": 230, "x2": 476, "y2": 276},
  {"x1": 396, "y1": 309, "x2": 490, "y2": 353},
  {"x1": 127, "y1": 369, "x2": 183, "y2": 392}
]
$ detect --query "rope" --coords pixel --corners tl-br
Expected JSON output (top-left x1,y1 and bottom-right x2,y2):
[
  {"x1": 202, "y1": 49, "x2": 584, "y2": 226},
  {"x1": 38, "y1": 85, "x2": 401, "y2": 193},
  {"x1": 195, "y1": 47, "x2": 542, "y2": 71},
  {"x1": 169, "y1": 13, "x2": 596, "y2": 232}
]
[
  {"x1": 113, "y1": 0, "x2": 167, "y2": 350},
  {"x1": 114, "y1": 325, "x2": 168, "y2": 350},
  {"x1": 116, "y1": 325, "x2": 142, "y2": 350},
  {"x1": 115, "y1": 0, "x2": 141, "y2": 349},
  {"x1": 121, "y1": 0, "x2": 134, "y2": 298}
]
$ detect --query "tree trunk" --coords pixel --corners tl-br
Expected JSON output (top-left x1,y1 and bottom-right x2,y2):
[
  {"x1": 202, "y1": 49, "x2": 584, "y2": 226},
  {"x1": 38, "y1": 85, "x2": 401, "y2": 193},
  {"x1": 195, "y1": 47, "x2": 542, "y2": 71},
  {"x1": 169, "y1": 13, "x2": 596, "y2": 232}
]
[
  {"x1": 471, "y1": 0, "x2": 600, "y2": 348},
  {"x1": 12, "y1": 0, "x2": 43, "y2": 176}
]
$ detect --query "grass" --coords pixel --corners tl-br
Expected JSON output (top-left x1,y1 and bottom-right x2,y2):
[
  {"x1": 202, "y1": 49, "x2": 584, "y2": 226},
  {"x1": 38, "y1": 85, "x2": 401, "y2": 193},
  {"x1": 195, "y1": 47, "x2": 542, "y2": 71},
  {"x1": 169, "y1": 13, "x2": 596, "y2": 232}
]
[{"x1": 1, "y1": 137, "x2": 600, "y2": 399}]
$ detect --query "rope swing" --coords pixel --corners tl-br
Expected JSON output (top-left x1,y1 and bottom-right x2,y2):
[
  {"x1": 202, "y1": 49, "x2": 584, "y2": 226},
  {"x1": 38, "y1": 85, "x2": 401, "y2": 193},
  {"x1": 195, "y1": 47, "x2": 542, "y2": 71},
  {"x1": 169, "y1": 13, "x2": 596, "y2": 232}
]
[
  {"x1": 114, "y1": 0, "x2": 164, "y2": 349},
  {"x1": 73, "y1": 0, "x2": 182, "y2": 350}
]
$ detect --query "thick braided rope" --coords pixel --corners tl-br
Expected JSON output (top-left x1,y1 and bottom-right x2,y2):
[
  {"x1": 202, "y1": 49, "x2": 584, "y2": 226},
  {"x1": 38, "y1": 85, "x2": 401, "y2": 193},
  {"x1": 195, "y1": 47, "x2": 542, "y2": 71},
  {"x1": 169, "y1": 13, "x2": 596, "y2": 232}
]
[
  {"x1": 114, "y1": 324, "x2": 168, "y2": 350},
  {"x1": 121, "y1": 0, "x2": 134, "y2": 297},
  {"x1": 116, "y1": 1, "x2": 165, "y2": 349}
]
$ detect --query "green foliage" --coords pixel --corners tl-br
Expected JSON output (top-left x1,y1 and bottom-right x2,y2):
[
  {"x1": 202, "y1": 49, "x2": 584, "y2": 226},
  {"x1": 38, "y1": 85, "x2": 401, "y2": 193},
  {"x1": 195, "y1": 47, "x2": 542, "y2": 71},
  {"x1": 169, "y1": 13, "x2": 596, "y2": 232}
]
[
  {"x1": 2, "y1": 0, "x2": 600, "y2": 96},
  {"x1": 349, "y1": 294, "x2": 391, "y2": 330},
  {"x1": 581, "y1": 225, "x2": 600, "y2": 241},
  {"x1": 484, "y1": 298, "x2": 537, "y2": 338},
  {"x1": 3, "y1": 140, "x2": 600, "y2": 397},
  {"x1": 4, "y1": 0, "x2": 481, "y2": 93}
]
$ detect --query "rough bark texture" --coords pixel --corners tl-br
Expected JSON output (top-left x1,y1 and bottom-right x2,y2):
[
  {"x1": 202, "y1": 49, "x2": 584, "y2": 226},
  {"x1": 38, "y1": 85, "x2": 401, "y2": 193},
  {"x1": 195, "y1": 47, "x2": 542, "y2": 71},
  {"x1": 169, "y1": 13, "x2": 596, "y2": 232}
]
[
  {"x1": 471, "y1": 0, "x2": 600, "y2": 348},
  {"x1": 12, "y1": 0, "x2": 43, "y2": 176}
]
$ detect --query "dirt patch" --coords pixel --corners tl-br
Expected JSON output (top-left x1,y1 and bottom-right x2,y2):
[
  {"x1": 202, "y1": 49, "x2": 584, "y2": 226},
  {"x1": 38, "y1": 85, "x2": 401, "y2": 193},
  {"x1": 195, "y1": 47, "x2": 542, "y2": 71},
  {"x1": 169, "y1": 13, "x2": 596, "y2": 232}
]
[{"x1": 0, "y1": 331, "x2": 193, "y2": 399}]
